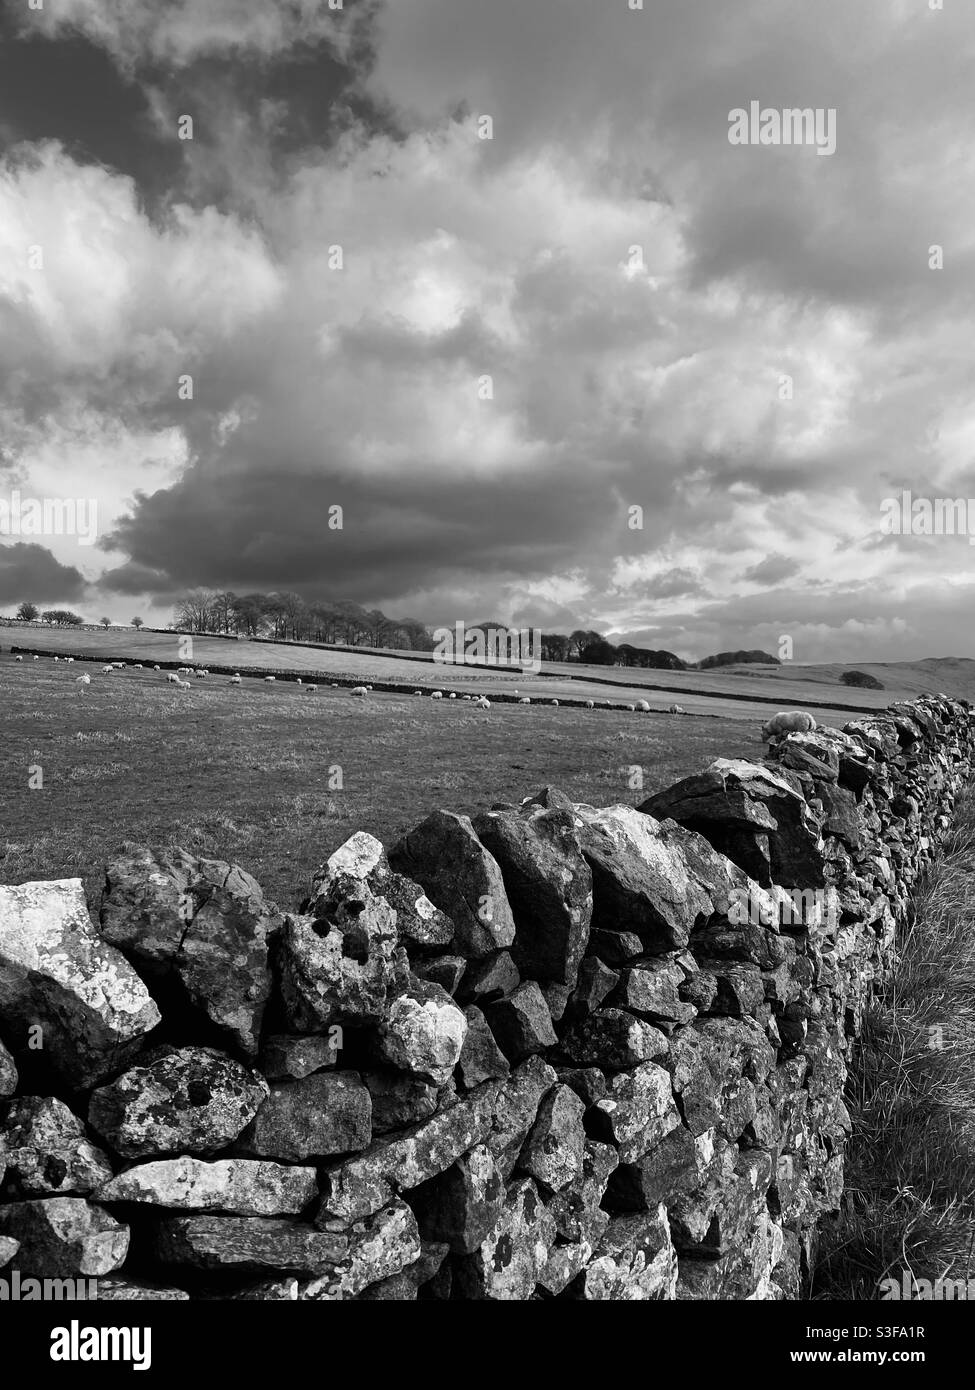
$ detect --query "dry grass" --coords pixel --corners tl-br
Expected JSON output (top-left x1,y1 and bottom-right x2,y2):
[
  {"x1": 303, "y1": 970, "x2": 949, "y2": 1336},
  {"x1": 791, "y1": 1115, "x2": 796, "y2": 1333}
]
[{"x1": 811, "y1": 795, "x2": 975, "y2": 1298}]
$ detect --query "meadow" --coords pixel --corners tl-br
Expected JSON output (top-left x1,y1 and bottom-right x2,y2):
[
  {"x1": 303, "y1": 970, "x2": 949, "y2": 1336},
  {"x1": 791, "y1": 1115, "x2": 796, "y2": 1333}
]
[{"x1": 0, "y1": 651, "x2": 762, "y2": 911}]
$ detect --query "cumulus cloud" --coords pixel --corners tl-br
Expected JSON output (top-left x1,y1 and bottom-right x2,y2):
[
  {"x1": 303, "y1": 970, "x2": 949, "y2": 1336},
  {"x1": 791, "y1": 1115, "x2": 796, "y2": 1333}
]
[
  {"x1": 3, "y1": 2, "x2": 975, "y2": 653},
  {"x1": 0, "y1": 542, "x2": 85, "y2": 605}
]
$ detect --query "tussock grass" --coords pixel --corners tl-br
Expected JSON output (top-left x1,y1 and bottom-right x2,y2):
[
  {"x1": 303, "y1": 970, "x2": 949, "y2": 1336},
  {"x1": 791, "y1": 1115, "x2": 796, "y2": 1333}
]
[{"x1": 811, "y1": 795, "x2": 975, "y2": 1299}]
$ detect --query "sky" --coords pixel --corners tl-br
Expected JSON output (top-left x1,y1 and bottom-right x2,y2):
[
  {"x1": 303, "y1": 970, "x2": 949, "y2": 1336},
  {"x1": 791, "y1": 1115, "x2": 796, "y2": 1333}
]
[{"x1": 1, "y1": 0, "x2": 974, "y2": 662}]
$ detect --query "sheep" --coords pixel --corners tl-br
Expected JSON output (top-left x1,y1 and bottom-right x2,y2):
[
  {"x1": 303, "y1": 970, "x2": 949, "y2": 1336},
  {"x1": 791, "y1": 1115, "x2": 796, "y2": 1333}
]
[
  {"x1": 550, "y1": 699, "x2": 560, "y2": 707},
  {"x1": 448, "y1": 692, "x2": 457, "y2": 700},
  {"x1": 669, "y1": 703, "x2": 685, "y2": 715},
  {"x1": 475, "y1": 697, "x2": 491, "y2": 710},
  {"x1": 761, "y1": 710, "x2": 817, "y2": 740},
  {"x1": 305, "y1": 684, "x2": 319, "y2": 693},
  {"x1": 462, "y1": 694, "x2": 472, "y2": 701},
  {"x1": 176, "y1": 679, "x2": 192, "y2": 690},
  {"x1": 32, "y1": 655, "x2": 39, "y2": 661},
  {"x1": 518, "y1": 697, "x2": 531, "y2": 705},
  {"x1": 636, "y1": 699, "x2": 650, "y2": 712},
  {"x1": 166, "y1": 672, "x2": 181, "y2": 684},
  {"x1": 53, "y1": 655, "x2": 60, "y2": 663},
  {"x1": 76, "y1": 674, "x2": 91, "y2": 686},
  {"x1": 623, "y1": 703, "x2": 636, "y2": 712},
  {"x1": 112, "y1": 663, "x2": 125, "y2": 670},
  {"x1": 330, "y1": 683, "x2": 338, "y2": 688},
  {"x1": 13, "y1": 655, "x2": 22, "y2": 662},
  {"x1": 296, "y1": 678, "x2": 303, "y2": 685},
  {"x1": 584, "y1": 699, "x2": 594, "y2": 709},
  {"x1": 366, "y1": 685, "x2": 373, "y2": 691},
  {"x1": 101, "y1": 665, "x2": 114, "y2": 674},
  {"x1": 195, "y1": 670, "x2": 208, "y2": 679},
  {"x1": 66, "y1": 658, "x2": 74, "y2": 664},
  {"x1": 351, "y1": 686, "x2": 368, "y2": 697},
  {"x1": 264, "y1": 676, "x2": 276, "y2": 684},
  {"x1": 229, "y1": 675, "x2": 242, "y2": 685},
  {"x1": 133, "y1": 664, "x2": 143, "y2": 670},
  {"x1": 153, "y1": 664, "x2": 160, "y2": 671},
  {"x1": 413, "y1": 690, "x2": 422, "y2": 696},
  {"x1": 431, "y1": 690, "x2": 444, "y2": 700}
]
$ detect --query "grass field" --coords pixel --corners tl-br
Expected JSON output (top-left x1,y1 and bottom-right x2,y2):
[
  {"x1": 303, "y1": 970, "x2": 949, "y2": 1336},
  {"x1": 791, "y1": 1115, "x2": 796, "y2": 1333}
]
[
  {"x1": 3, "y1": 632, "x2": 965, "y2": 915},
  {"x1": 0, "y1": 651, "x2": 762, "y2": 911}
]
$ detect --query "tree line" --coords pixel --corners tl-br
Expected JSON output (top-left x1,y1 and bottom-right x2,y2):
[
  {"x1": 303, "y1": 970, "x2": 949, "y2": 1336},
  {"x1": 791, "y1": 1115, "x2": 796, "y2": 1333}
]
[{"x1": 171, "y1": 590, "x2": 435, "y2": 650}]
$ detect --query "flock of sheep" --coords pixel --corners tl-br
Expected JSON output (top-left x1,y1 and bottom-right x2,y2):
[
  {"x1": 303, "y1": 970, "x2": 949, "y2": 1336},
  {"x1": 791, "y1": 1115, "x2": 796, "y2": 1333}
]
[
  {"x1": 9, "y1": 653, "x2": 821, "y2": 737},
  {"x1": 9, "y1": 654, "x2": 693, "y2": 715}
]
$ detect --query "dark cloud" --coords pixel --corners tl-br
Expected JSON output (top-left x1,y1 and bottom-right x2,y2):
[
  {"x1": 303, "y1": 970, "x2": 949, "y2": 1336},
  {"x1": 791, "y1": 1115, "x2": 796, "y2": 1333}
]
[
  {"x1": 0, "y1": 542, "x2": 86, "y2": 604},
  {"x1": 737, "y1": 554, "x2": 801, "y2": 585}
]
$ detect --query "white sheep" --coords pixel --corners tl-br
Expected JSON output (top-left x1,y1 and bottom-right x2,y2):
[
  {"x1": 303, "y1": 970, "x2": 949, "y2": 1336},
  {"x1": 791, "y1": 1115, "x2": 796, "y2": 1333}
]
[
  {"x1": 413, "y1": 690, "x2": 422, "y2": 696},
  {"x1": 112, "y1": 663, "x2": 125, "y2": 670},
  {"x1": 76, "y1": 674, "x2": 90, "y2": 686},
  {"x1": 551, "y1": 699, "x2": 559, "y2": 707},
  {"x1": 133, "y1": 664, "x2": 143, "y2": 670},
  {"x1": 431, "y1": 690, "x2": 444, "y2": 700},
  {"x1": 175, "y1": 678, "x2": 192, "y2": 689},
  {"x1": 518, "y1": 696, "x2": 531, "y2": 705},
  {"x1": 584, "y1": 699, "x2": 594, "y2": 709},
  {"x1": 53, "y1": 655, "x2": 60, "y2": 663},
  {"x1": 101, "y1": 665, "x2": 114, "y2": 674},
  {"x1": 229, "y1": 675, "x2": 242, "y2": 685},
  {"x1": 167, "y1": 672, "x2": 180, "y2": 684},
  {"x1": 153, "y1": 664, "x2": 160, "y2": 670},
  {"x1": 305, "y1": 684, "x2": 318, "y2": 693},
  {"x1": 669, "y1": 703, "x2": 685, "y2": 715},
  {"x1": 448, "y1": 692, "x2": 457, "y2": 699},
  {"x1": 14, "y1": 655, "x2": 22, "y2": 662},
  {"x1": 366, "y1": 685, "x2": 373, "y2": 691},
  {"x1": 761, "y1": 710, "x2": 817, "y2": 740},
  {"x1": 351, "y1": 685, "x2": 368, "y2": 697},
  {"x1": 32, "y1": 655, "x2": 39, "y2": 661},
  {"x1": 330, "y1": 683, "x2": 338, "y2": 688},
  {"x1": 623, "y1": 703, "x2": 636, "y2": 712},
  {"x1": 462, "y1": 694, "x2": 472, "y2": 701},
  {"x1": 296, "y1": 678, "x2": 303, "y2": 685},
  {"x1": 475, "y1": 697, "x2": 491, "y2": 710},
  {"x1": 264, "y1": 676, "x2": 276, "y2": 683},
  {"x1": 66, "y1": 658, "x2": 74, "y2": 664},
  {"x1": 636, "y1": 699, "x2": 650, "y2": 712}
]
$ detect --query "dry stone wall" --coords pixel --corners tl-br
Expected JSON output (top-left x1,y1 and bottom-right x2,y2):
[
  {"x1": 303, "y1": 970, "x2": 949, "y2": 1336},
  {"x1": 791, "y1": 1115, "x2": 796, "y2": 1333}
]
[{"x1": 0, "y1": 695, "x2": 971, "y2": 1300}]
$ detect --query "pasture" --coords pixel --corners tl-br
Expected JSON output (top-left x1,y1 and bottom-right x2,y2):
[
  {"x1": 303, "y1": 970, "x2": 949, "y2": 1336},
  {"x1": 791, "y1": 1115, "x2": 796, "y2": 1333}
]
[{"x1": 0, "y1": 651, "x2": 763, "y2": 910}]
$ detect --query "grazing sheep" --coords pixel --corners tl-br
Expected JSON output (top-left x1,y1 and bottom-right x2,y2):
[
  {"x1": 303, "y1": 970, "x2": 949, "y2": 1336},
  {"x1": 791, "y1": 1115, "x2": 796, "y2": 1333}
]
[
  {"x1": 366, "y1": 685, "x2": 373, "y2": 691},
  {"x1": 133, "y1": 664, "x2": 143, "y2": 670},
  {"x1": 32, "y1": 655, "x2": 39, "y2": 661},
  {"x1": 53, "y1": 655, "x2": 60, "y2": 663},
  {"x1": 177, "y1": 679, "x2": 192, "y2": 689},
  {"x1": 76, "y1": 674, "x2": 90, "y2": 686},
  {"x1": 229, "y1": 675, "x2": 242, "y2": 685},
  {"x1": 668, "y1": 703, "x2": 685, "y2": 715},
  {"x1": 551, "y1": 699, "x2": 559, "y2": 707},
  {"x1": 431, "y1": 690, "x2": 444, "y2": 700},
  {"x1": 264, "y1": 676, "x2": 276, "y2": 684},
  {"x1": 66, "y1": 658, "x2": 74, "y2": 664},
  {"x1": 475, "y1": 697, "x2": 491, "y2": 710},
  {"x1": 462, "y1": 694, "x2": 472, "y2": 701},
  {"x1": 101, "y1": 665, "x2": 114, "y2": 674},
  {"x1": 351, "y1": 686, "x2": 368, "y2": 697},
  {"x1": 166, "y1": 672, "x2": 181, "y2": 684},
  {"x1": 14, "y1": 655, "x2": 22, "y2": 662},
  {"x1": 330, "y1": 683, "x2": 338, "y2": 688},
  {"x1": 584, "y1": 699, "x2": 594, "y2": 709},
  {"x1": 112, "y1": 663, "x2": 125, "y2": 670},
  {"x1": 518, "y1": 697, "x2": 531, "y2": 705},
  {"x1": 761, "y1": 710, "x2": 817, "y2": 740},
  {"x1": 305, "y1": 684, "x2": 318, "y2": 693},
  {"x1": 153, "y1": 664, "x2": 160, "y2": 670},
  {"x1": 636, "y1": 699, "x2": 650, "y2": 712},
  {"x1": 413, "y1": 690, "x2": 422, "y2": 696},
  {"x1": 623, "y1": 703, "x2": 636, "y2": 712}
]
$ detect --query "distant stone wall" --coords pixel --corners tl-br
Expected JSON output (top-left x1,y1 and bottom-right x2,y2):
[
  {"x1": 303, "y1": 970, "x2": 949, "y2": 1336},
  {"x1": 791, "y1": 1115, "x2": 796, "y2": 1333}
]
[{"x1": 0, "y1": 695, "x2": 971, "y2": 1300}]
